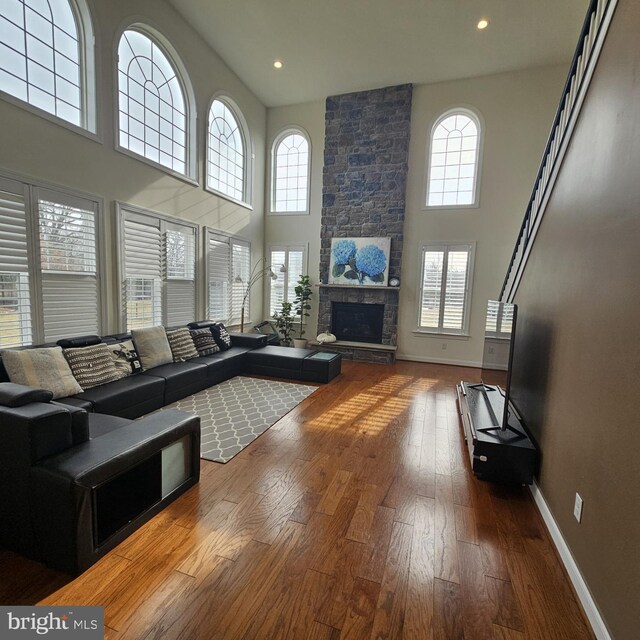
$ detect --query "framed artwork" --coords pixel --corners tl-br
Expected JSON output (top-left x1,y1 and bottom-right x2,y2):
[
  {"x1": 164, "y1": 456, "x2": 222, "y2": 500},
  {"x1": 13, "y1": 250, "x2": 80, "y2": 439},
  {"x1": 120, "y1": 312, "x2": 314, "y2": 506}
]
[{"x1": 329, "y1": 237, "x2": 391, "y2": 286}]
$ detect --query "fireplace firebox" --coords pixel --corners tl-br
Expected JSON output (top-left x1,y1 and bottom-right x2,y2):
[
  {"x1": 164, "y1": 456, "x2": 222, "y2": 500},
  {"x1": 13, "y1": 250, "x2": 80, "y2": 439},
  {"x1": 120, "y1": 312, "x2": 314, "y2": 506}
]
[{"x1": 331, "y1": 302, "x2": 384, "y2": 344}]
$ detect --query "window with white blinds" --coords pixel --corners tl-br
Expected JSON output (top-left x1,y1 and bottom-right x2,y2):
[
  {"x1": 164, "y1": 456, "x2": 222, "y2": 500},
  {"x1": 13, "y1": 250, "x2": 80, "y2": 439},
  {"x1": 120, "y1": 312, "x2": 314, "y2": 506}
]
[
  {"x1": 418, "y1": 244, "x2": 474, "y2": 334},
  {"x1": 0, "y1": 176, "x2": 102, "y2": 347},
  {"x1": 268, "y1": 245, "x2": 306, "y2": 316},
  {"x1": 485, "y1": 300, "x2": 514, "y2": 338},
  {"x1": 121, "y1": 208, "x2": 197, "y2": 330},
  {"x1": 205, "y1": 228, "x2": 251, "y2": 326}
]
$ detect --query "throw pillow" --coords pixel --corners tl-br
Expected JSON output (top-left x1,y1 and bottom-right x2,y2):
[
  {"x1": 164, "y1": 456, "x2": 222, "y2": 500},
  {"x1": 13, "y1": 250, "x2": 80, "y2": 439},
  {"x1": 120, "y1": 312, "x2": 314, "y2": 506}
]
[
  {"x1": 190, "y1": 328, "x2": 220, "y2": 357},
  {"x1": 166, "y1": 328, "x2": 199, "y2": 362},
  {"x1": 63, "y1": 344, "x2": 123, "y2": 390},
  {"x1": 1, "y1": 347, "x2": 83, "y2": 399},
  {"x1": 210, "y1": 323, "x2": 232, "y2": 351},
  {"x1": 108, "y1": 339, "x2": 142, "y2": 377},
  {"x1": 131, "y1": 326, "x2": 173, "y2": 371}
]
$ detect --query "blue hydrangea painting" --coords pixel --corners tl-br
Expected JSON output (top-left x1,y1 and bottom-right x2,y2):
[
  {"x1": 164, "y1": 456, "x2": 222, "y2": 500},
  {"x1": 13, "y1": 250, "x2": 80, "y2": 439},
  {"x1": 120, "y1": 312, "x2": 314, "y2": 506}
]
[{"x1": 329, "y1": 237, "x2": 391, "y2": 286}]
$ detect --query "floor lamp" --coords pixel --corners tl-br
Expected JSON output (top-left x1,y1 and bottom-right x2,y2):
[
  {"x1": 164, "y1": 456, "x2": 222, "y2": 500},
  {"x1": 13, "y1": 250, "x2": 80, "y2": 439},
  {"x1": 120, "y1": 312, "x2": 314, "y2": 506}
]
[{"x1": 235, "y1": 259, "x2": 287, "y2": 332}]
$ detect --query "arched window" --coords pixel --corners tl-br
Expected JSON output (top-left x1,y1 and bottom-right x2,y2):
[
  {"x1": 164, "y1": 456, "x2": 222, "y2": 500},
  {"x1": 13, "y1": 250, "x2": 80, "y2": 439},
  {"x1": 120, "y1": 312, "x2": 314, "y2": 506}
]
[
  {"x1": 117, "y1": 27, "x2": 193, "y2": 177},
  {"x1": 271, "y1": 128, "x2": 310, "y2": 214},
  {"x1": 0, "y1": 0, "x2": 95, "y2": 130},
  {"x1": 207, "y1": 97, "x2": 249, "y2": 203},
  {"x1": 426, "y1": 109, "x2": 481, "y2": 207}
]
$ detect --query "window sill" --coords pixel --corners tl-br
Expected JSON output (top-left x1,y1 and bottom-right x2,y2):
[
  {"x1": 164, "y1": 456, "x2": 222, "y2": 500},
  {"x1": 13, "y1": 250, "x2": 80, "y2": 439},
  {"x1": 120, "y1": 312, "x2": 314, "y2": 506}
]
[
  {"x1": 204, "y1": 185, "x2": 253, "y2": 211},
  {"x1": 413, "y1": 329, "x2": 470, "y2": 341},
  {"x1": 421, "y1": 203, "x2": 479, "y2": 211},
  {"x1": 115, "y1": 145, "x2": 199, "y2": 187},
  {"x1": 268, "y1": 209, "x2": 310, "y2": 216}
]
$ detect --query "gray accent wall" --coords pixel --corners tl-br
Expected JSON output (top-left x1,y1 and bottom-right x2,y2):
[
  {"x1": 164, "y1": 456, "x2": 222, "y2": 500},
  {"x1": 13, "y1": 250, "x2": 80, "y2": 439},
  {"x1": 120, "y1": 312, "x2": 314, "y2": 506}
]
[{"x1": 510, "y1": 2, "x2": 640, "y2": 637}]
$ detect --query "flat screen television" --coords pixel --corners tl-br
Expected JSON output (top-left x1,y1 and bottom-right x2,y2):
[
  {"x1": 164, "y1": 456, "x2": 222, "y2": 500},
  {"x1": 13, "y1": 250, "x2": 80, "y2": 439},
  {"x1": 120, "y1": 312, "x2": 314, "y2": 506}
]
[{"x1": 480, "y1": 300, "x2": 518, "y2": 433}]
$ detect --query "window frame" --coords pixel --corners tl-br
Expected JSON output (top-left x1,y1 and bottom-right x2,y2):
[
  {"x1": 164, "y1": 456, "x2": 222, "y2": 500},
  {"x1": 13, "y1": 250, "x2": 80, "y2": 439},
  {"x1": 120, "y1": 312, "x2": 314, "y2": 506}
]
[
  {"x1": 114, "y1": 23, "x2": 198, "y2": 185},
  {"x1": 269, "y1": 126, "x2": 311, "y2": 215},
  {"x1": 266, "y1": 244, "x2": 308, "y2": 317},
  {"x1": 204, "y1": 227, "x2": 253, "y2": 326},
  {"x1": 424, "y1": 107, "x2": 483, "y2": 210},
  {"x1": 116, "y1": 202, "x2": 199, "y2": 332},
  {"x1": 0, "y1": 0, "x2": 98, "y2": 139},
  {"x1": 205, "y1": 93, "x2": 253, "y2": 209},
  {"x1": 416, "y1": 242, "x2": 475, "y2": 336},
  {"x1": 0, "y1": 170, "x2": 106, "y2": 347}
]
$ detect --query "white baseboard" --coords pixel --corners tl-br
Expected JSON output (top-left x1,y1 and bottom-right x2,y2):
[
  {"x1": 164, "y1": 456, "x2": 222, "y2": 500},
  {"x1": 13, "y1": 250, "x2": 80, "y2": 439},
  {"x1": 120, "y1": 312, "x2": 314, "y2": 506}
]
[
  {"x1": 529, "y1": 482, "x2": 611, "y2": 640},
  {"x1": 396, "y1": 353, "x2": 482, "y2": 368}
]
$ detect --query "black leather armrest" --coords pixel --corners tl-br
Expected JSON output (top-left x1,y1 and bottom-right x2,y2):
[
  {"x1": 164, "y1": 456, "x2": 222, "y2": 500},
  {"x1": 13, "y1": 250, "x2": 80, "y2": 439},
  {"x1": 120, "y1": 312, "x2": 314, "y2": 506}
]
[
  {"x1": 229, "y1": 333, "x2": 267, "y2": 348},
  {"x1": 51, "y1": 401, "x2": 90, "y2": 445},
  {"x1": 0, "y1": 383, "x2": 53, "y2": 407},
  {"x1": 35, "y1": 409, "x2": 200, "y2": 489}
]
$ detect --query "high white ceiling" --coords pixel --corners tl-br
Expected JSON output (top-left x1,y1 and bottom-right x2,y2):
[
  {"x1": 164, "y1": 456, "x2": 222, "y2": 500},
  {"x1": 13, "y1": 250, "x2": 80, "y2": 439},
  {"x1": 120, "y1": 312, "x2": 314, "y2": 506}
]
[{"x1": 168, "y1": 0, "x2": 589, "y2": 107}]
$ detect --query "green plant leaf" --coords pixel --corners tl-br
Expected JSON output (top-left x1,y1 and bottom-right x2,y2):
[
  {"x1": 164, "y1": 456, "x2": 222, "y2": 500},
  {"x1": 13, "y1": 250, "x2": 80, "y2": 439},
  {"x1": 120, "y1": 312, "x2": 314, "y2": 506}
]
[
  {"x1": 344, "y1": 270, "x2": 358, "y2": 279},
  {"x1": 370, "y1": 272, "x2": 385, "y2": 283},
  {"x1": 332, "y1": 264, "x2": 346, "y2": 278}
]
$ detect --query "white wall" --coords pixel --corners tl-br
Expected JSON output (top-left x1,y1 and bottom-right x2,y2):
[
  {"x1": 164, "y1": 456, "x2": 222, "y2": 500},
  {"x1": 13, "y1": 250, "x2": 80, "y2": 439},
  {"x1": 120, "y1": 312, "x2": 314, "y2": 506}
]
[
  {"x1": 399, "y1": 64, "x2": 567, "y2": 365},
  {"x1": 264, "y1": 100, "x2": 325, "y2": 339},
  {"x1": 266, "y1": 65, "x2": 568, "y2": 362},
  {"x1": 0, "y1": 0, "x2": 266, "y2": 332}
]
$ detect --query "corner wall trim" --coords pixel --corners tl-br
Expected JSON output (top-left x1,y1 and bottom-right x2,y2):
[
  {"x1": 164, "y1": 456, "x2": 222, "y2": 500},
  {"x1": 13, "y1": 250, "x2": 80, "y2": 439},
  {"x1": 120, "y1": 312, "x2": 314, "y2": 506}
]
[{"x1": 529, "y1": 481, "x2": 612, "y2": 640}]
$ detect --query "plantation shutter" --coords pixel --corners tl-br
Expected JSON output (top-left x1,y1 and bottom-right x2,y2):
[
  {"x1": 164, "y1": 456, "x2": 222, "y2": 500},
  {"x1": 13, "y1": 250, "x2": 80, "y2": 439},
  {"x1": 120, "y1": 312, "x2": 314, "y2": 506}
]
[
  {"x1": 442, "y1": 249, "x2": 470, "y2": 331},
  {"x1": 36, "y1": 188, "x2": 100, "y2": 342},
  {"x1": 231, "y1": 239, "x2": 250, "y2": 324},
  {"x1": 419, "y1": 244, "x2": 473, "y2": 334},
  {"x1": 268, "y1": 245, "x2": 306, "y2": 317},
  {"x1": 0, "y1": 178, "x2": 32, "y2": 347},
  {"x1": 164, "y1": 222, "x2": 196, "y2": 326},
  {"x1": 207, "y1": 231, "x2": 230, "y2": 322},
  {"x1": 122, "y1": 211, "x2": 162, "y2": 330}
]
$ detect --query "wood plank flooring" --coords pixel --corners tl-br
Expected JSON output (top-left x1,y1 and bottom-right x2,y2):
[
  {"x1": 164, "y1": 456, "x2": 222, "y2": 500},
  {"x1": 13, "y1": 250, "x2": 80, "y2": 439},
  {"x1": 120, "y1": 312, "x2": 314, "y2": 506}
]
[{"x1": 0, "y1": 361, "x2": 594, "y2": 639}]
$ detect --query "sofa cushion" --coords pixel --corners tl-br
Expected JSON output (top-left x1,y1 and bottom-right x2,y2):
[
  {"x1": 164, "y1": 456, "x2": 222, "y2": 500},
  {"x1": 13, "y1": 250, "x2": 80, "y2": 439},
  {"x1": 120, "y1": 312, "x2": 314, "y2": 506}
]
[
  {"x1": 69, "y1": 374, "x2": 165, "y2": 415},
  {"x1": 1, "y1": 346, "x2": 83, "y2": 399},
  {"x1": 211, "y1": 323, "x2": 232, "y2": 351},
  {"x1": 141, "y1": 360, "x2": 208, "y2": 390},
  {"x1": 245, "y1": 345, "x2": 315, "y2": 370},
  {"x1": 131, "y1": 326, "x2": 173, "y2": 370},
  {"x1": 190, "y1": 328, "x2": 220, "y2": 357},
  {"x1": 198, "y1": 346, "x2": 251, "y2": 379},
  {"x1": 63, "y1": 344, "x2": 123, "y2": 390},
  {"x1": 166, "y1": 328, "x2": 199, "y2": 362}
]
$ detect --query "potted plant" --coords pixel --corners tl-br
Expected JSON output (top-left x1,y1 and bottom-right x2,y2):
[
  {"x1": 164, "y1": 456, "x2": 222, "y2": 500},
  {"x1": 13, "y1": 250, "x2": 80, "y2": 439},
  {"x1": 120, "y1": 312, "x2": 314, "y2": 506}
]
[
  {"x1": 292, "y1": 274, "x2": 312, "y2": 348},
  {"x1": 273, "y1": 301, "x2": 295, "y2": 346}
]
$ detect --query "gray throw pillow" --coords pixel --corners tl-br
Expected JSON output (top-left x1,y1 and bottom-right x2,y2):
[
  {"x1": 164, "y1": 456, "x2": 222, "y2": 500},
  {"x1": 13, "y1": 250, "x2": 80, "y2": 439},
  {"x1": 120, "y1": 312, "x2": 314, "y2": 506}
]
[
  {"x1": 166, "y1": 328, "x2": 199, "y2": 362},
  {"x1": 1, "y1": 346, "x2": 83, "y2": 399},
  {"x1": 63, "y1": 344, "x2": 123, "y2": 390},
  {"x1": 131, "y1": 326, "x2": 173, "y2": 371}
]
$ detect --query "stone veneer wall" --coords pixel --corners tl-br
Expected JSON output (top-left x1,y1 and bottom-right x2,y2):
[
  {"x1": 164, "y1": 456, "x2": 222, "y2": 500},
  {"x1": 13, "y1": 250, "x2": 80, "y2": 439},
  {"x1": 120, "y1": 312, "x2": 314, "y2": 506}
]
[{"x1": 318, "y1": 84, "x2": 412, "y2": 358}]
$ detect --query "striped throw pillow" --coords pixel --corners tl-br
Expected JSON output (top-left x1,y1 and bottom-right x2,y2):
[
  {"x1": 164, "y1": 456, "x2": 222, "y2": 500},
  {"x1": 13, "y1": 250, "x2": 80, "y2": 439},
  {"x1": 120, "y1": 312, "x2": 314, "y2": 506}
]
[
  {"x1": 166, "y1": 328, "x2": 199, "y2": 362},
  {"x1": 63, "y1": 344, "x2": 123, "y2": 390},
  {"x1": 190, "y1": 328, "x2": 220, "y2": 357}
]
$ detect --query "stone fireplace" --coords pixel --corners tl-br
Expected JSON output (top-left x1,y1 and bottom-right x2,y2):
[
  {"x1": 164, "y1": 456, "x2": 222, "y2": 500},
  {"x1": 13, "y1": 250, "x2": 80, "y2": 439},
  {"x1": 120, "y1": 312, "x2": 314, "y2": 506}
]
[
  {"x1": 331, "y1": 302, "x2": 384, "y2": 343},
  {"x1": 315, "y1": 84, "x2": 412, "y2": 363}
]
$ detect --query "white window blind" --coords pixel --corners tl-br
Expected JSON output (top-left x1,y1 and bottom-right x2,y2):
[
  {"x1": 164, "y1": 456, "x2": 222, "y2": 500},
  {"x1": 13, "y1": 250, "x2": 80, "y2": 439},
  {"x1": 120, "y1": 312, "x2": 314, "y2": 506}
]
[
  {"x1": 0, "y1": 179, "x2": 32, "y2": 347},
  {"x1": 121, "y1": 208, "x2": 197, "y2": 330},
  {"x1": 485, "y1": 299, "x2": 514, "y2": 338},
  {"x1": 165, "y1": 223, "x2": 196, "y2": 325},
  {"x1": 205, "y1": 229, "x2": 251, "y2": 325},
  {"x1": 419, "y1": 244, "x2": 473, "y2": 334},
  {"x1": 37, "y1": 191, "x2": 99, "y2": 341},
  {"x1": 231, "y1": 240, "x2": 250, "y2": 324},
  {"x1": 0, "y1": 177, "x2": 103, "y2": 346},
  {"x1": 268, "y1": 245, "x2": 306, "y2": 316}
]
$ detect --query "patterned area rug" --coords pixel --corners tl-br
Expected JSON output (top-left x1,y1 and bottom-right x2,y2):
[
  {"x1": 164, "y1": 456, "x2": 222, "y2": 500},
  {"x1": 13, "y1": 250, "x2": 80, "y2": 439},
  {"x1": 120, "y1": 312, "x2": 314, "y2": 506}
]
[{"x1": 163, "y1": 376, "x2": 318, "y2": 463}]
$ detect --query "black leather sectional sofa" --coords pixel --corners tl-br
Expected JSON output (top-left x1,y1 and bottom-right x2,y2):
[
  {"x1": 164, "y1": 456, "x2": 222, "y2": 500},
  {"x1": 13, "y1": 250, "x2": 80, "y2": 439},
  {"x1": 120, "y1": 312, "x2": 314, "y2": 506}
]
[{"x1": 0, "y1": 322, "x2": 341, "y2": 575}]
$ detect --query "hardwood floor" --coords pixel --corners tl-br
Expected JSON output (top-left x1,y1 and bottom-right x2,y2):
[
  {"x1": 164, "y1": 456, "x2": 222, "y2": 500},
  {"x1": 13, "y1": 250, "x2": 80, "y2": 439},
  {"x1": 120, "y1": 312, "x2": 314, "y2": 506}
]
[{"x1": 0, "y1": 361, "x2": 594, "y2": 639}]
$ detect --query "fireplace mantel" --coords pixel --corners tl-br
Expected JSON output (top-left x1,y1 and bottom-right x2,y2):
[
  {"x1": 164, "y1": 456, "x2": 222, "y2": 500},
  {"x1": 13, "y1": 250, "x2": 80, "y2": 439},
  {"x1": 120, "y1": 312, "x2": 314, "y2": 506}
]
[{"x1": 316, "y1": 284, "x2": 400, "y2": 291}]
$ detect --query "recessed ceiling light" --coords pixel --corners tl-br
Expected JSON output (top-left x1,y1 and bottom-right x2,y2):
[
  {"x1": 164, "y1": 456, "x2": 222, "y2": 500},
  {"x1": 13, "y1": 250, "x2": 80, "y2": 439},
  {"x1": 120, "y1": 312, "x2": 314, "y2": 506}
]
[
  {"x1": 273, "y1": 60, "x2": 283, "y2": 69},
  {"x1": 477, "y1": 18, "x2": 489, "y2": 30}
]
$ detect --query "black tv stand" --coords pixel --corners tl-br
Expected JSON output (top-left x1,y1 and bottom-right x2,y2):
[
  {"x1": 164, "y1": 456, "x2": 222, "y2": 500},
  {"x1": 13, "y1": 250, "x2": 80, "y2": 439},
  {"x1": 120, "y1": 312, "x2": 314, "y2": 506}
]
[{"x1": 456, "y1": 381, "x2": 537, "y2": 484}]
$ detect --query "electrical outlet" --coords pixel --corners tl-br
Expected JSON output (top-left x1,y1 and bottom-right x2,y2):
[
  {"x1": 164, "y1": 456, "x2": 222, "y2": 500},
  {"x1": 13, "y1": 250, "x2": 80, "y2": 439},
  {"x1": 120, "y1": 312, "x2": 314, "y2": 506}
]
[
  {"x1": 574, "y1": 493, "x2": 583, "y2": 522},
  {"x1": 441, "y1": 343, "x2": 447, "y2": 350}
]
